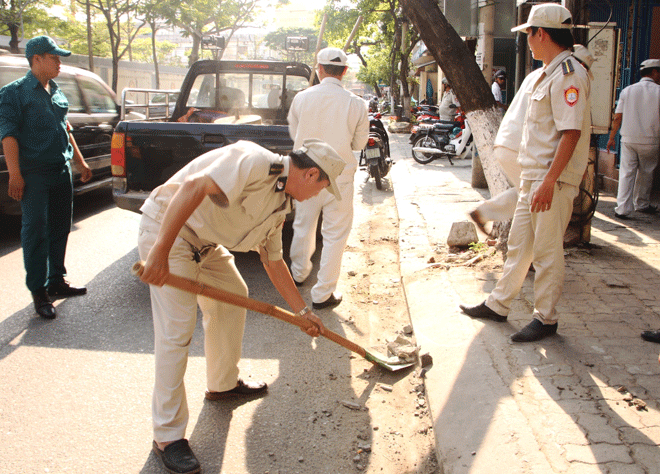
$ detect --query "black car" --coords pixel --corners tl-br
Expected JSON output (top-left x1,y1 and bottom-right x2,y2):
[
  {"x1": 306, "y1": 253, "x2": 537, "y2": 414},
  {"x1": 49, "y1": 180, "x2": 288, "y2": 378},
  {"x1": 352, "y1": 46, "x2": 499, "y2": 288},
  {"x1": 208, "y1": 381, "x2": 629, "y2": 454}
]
[{"x1": 0, "y1": 54, "x2": 126, "y2": 215}]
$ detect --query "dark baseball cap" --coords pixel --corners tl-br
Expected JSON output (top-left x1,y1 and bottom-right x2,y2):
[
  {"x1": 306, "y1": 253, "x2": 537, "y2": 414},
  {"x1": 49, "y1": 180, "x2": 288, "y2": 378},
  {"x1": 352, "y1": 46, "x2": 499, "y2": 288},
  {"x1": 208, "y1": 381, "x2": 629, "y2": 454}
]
[{"x1": 25, "y1": 36, "x2": 71, "y2": 59}]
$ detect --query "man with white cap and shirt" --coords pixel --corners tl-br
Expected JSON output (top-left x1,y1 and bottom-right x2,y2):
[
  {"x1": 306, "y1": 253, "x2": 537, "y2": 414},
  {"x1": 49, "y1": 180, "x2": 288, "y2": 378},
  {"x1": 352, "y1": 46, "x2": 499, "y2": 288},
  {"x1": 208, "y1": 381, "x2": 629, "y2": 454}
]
[
  {"x1": 460, "y1": 3, "x2": 592, "y2": 343},
  {"x1": 287, "y1": 47, "x2": 369, "y2": 310},
  {"x1": 607, "y1": 59, "x2": 660, "y2": 219},
  {"x1": 138, "y1": 138, "x2": 344, "y2": 474}
]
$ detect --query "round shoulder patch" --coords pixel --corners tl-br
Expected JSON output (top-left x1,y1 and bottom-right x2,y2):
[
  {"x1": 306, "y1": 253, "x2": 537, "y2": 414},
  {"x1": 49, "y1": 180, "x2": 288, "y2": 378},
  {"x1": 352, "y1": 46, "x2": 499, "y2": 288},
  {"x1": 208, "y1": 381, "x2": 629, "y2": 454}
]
[{"x1": 564, "y1": 86, "x2": 579, "y2": 107}]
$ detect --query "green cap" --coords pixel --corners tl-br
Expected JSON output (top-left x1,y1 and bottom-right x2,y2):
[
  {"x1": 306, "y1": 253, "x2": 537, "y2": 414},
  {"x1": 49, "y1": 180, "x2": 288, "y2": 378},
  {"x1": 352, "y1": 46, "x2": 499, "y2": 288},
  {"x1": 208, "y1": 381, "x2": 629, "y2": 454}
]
[{"x1": 25, "y1": 36, "x2": 71, "y2": 59}]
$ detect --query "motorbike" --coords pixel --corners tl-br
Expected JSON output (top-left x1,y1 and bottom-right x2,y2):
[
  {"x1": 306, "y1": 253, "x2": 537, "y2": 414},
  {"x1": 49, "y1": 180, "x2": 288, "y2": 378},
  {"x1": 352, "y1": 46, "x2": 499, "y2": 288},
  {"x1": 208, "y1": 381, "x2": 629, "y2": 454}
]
[
  {"x1": 359, "y1": 113, "x2": 392, "y2": 190},
  {"x1": 409, "y1": 109, "x2": 474, "y2": 165}
]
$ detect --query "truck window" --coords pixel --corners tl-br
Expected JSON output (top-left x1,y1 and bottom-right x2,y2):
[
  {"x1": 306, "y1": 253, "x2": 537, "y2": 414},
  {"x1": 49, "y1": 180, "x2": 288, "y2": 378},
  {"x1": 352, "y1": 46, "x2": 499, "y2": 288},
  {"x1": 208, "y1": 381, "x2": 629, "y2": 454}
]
[{"x1": 56, "y1": 74, "x2": 85, "y2": 113}]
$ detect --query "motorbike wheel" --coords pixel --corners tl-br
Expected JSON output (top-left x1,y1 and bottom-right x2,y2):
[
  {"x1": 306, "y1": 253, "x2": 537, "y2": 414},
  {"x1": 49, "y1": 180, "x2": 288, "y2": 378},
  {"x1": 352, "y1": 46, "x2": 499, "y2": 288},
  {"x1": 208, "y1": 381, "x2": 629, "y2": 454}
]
[
  {"x1": 370, "y1": 162, "x2": 383, "y2": 190},
  {"x1": 412, "y1": 136, "x2": 437, "y2": 164}
]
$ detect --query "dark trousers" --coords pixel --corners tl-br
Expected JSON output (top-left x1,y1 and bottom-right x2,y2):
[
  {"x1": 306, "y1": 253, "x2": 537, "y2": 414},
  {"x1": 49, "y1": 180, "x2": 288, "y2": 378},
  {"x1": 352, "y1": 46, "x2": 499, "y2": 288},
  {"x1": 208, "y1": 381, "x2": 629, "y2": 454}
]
[{"x1": 20, "y1": 162, "x2": 73, "y2": 293}]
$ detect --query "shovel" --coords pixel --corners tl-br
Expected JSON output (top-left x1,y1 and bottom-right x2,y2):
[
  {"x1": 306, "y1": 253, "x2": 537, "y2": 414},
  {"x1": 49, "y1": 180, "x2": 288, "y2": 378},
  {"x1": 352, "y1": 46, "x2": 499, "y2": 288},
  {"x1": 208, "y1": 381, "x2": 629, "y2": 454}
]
[{"x1": 132, "y1": 262, "x2": 414, "y2": 372}]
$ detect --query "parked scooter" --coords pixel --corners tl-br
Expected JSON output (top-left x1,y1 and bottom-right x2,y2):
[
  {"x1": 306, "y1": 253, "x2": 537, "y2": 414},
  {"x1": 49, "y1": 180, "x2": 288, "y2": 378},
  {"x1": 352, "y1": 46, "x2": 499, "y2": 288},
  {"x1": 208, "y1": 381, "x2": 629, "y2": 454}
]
[
  {"x1": 410, "y1": 109, "x2": 474, "y2": 165},
  {"x1": 359, "y1": 113, "x2": 392, "y2": 189}
]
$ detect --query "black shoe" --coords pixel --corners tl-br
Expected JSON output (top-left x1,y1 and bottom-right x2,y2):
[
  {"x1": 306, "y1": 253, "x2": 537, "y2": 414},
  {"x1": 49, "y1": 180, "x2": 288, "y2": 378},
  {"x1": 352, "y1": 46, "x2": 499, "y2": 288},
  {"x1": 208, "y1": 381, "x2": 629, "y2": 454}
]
[
  {"x1": 638, "y1": 205, "x2": 658, "y2": 215},
  {"x1": 48, "y1": 280, "x2": 87, "y2": 298},
  {"x1": 459, "y1": 301, "x2": 507, "y2": 322},
  {"x1": 152, "y1": 439, "x2": 201, "y2": 474},
  {"x1": 510, "y1": 319, "x2": 558, "y2": 342},
  {"x1": 641, "y1": 330, "x2": 660, "y2": 344},
  {"x1": 32, "y1": 288, "x2": 56, "y2": 319},
  {"x1": 293, "y1": 278, "x2": 305, "y2": 287},
  {"x1": 613, "y1": 212, "x2": 630, "y2": 220},
  {"x1": 205, "y1": 379, "x2": 268, "y2": 400},
  {"x1": 312, "y1": 292, "x2": 342, "y2": 310}
]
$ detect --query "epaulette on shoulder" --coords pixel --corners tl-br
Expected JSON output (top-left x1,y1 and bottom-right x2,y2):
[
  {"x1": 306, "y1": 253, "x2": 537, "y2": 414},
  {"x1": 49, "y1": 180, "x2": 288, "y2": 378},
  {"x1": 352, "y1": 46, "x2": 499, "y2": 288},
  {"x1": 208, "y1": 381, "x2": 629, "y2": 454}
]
[
  {"x1": 561, "y1": 59, "x2": 575, "y2": 76},
  {"x1": 269, "y1": 162, "x2": 284, "y2": 176}
]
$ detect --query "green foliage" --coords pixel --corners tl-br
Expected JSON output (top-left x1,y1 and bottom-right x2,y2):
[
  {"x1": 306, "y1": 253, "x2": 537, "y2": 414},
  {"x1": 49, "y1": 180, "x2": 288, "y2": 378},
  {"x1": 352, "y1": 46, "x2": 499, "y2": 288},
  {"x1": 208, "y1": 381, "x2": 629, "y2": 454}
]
[
  {"x1": 468, "y1": 241, "x2": 489, "y2": 253},
  {"x1": 263, "y1": 26, "x2": 322, "y2": 64}
]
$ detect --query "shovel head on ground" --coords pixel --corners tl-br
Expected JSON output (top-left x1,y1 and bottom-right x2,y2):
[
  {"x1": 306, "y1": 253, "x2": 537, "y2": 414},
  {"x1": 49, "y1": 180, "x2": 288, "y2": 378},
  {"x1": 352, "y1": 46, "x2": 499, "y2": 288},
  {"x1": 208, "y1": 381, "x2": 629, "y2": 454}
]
[{"x1": 132, "y1": 262, "x2": 414, "y2": 372}]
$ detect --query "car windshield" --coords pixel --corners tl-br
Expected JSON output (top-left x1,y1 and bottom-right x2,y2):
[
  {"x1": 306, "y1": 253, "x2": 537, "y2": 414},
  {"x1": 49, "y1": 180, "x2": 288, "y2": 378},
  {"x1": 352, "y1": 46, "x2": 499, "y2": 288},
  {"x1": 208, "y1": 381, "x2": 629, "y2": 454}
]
[{"x1": 184, "y1": 69, "x2": 309, "y2": 125}]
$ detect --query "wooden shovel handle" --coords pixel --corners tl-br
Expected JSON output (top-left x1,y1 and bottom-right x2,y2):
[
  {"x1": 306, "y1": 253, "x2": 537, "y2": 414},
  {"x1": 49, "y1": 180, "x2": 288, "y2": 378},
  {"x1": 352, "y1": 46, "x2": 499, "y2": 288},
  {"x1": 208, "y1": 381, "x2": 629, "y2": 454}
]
[{"x1": 132, "y1": 262, "x2": 366, "y2": 358}]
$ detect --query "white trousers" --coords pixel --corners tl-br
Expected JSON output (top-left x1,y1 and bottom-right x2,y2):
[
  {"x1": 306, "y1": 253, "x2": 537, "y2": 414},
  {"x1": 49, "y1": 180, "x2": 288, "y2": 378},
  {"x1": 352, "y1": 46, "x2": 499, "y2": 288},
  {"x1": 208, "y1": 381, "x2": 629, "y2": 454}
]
[
  {"x1": 290, "y1": 179, "x2": 354, "y2": 303},
  {"x1": 474, "y1": 147, "x2": 521, "y2": 223},
  {"x1": 486, "y1": 180, "x2": 578, "y2": 324},
  {"x1": 615, "y1": 142, "x2": 660, "y2": 215},
  {"x1": 138, "y1": 215, "x2": 248, "y2": 443}
]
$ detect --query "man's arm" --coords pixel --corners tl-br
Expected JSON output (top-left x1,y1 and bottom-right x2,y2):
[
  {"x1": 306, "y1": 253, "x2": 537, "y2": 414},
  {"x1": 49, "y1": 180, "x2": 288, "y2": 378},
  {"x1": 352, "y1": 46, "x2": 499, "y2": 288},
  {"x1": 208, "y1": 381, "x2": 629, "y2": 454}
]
[
  {"x1": 68, "y1": 131, "x2": 92, "y2": 183},
  {"x1": 140, "y1": 173, "x2": 224, "y2": 287},
  {"x1": 3, "y1": 136, "x2": 24, "y2": 201},
  {"x1": 530, "y1": 129, "x2": 581, "y2": 213},
  {"x1": 262, "y1": 258, "x2": 325, "y2": 337},
  {"x1": 606, "y1": 113, "x2": 623, "y2": 152},
  {"x1": 351, "y1": 101, "x2": 370, "y2": 151}
]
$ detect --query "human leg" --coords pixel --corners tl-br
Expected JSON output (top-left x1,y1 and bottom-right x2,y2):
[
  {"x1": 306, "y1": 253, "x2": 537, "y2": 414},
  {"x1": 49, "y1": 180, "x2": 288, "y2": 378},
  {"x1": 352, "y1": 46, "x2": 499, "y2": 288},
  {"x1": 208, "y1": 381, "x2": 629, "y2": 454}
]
[
  {"x1": 46, "y1": 163, "x2": 73, "y2": 285},
  {"x1": 485, "y1": 180, "x2": 536, "y2": 316},
  {"x1": 529, "y1": 182, "x2": 578, "y2": 324},
  {"x1": 138, "y1": 216, "x2": 200, "y2": 444},
  {"x1": 196, "y1": 246, "x2": 250, "y2": 393},
  {"x1": 311, "y1": 180, "x2": 354, "y2": 304},
  {"x1": 614, "y1": 143, "x2": 637, "y2": 216},
  {"x1": 20, "y1": 172, "x2": 51, "y2": 293},
  {"x1": 472, "y1": 147, "x2": 520, "y2": 225},
  {"x1": 289, "y1": 193, "x2": 324, "y2": 283},
  {"x1": 632, "y1": 143, "x2": 660, "y2": 211}
]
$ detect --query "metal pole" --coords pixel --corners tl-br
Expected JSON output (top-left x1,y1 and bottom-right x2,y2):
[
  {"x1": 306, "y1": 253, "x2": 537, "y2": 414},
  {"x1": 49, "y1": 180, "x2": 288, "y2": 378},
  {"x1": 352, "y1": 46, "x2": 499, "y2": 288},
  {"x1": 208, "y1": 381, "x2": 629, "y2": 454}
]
[{"x1": 309, "y1": 13, "x2": 328, "y2": 87}]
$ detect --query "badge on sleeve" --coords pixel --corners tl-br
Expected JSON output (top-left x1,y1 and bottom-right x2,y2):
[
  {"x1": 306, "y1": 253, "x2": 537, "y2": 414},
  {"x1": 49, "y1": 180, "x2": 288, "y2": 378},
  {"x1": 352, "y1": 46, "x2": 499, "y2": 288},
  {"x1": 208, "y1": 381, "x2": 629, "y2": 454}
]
[{"x1": 564, "y1": 86, "x2": 579, "y2": 107}]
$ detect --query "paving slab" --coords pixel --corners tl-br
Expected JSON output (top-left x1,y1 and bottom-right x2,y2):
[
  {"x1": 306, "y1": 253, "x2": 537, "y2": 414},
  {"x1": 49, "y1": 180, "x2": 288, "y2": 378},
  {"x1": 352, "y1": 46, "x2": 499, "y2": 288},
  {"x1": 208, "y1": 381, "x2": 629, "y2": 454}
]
[{"x1": 389, "y1": 133, "x2": 660, "y2": 473}]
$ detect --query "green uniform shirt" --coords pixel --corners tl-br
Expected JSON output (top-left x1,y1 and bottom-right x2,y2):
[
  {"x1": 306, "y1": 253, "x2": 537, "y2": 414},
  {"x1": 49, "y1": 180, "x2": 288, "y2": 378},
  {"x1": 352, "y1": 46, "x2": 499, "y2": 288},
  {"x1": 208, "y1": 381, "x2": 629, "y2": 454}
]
[{"x1": 0, "y1": 70, "x2": 72, "y2": 174}]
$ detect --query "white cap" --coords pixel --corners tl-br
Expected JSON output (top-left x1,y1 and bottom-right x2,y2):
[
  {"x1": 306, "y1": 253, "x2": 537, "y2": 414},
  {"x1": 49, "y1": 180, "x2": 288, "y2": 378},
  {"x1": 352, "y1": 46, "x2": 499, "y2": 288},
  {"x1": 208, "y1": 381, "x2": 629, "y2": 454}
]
[
  {"x1": 512, "y1": 3, "x2": 572, "y2": 33},
  {"x1": 640, "y1": 59, "x2": 660, "y2": 71},
  {"x1": 295, "y1": 138, "x2": 346, "y2": 200},
  {"x1": 317, "y1": 47, "x2": 348, "y2": 67},
  {"x1": 572, "y1": 45, "x2": 594, "y2": 79}
]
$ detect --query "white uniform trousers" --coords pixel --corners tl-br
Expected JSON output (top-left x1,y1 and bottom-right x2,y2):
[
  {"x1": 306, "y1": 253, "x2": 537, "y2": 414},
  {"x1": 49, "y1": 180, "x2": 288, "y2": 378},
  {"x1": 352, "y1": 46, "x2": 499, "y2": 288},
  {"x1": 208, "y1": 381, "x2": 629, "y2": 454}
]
[
  {"x1": 614, "y1": 142, "x2": 660, "y2": 215},
  {"x1": 138, "y1": 215, "x2": 248, "y2": 443},
  {"x1": 486, "y1": 179, "x2": 578, "y2": 324},
  {"x1": 474, "y1": 147, "x2": 521, "y2": 222},
  {"x1": 290, "y1": 179, "x2": 354, "y2": 303}
]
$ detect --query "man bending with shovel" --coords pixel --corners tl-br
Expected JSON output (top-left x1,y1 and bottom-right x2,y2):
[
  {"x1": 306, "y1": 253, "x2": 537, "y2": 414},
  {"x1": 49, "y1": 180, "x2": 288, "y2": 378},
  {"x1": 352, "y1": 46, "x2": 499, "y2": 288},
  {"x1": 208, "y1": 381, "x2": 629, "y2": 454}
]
[{"x1": 137, "y1": 138, "x2": 344, "y2": 474}]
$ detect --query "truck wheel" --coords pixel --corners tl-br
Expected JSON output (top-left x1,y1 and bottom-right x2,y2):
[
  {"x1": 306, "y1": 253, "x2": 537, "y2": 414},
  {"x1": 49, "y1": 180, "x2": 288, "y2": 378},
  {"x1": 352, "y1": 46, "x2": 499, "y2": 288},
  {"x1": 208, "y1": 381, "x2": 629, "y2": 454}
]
[
  {"x1": 370, "y1": 162, "x2": 383, "y2": 190},
  {"x1": 412, "y1": 136, "x2": 437, "y2": 164}
]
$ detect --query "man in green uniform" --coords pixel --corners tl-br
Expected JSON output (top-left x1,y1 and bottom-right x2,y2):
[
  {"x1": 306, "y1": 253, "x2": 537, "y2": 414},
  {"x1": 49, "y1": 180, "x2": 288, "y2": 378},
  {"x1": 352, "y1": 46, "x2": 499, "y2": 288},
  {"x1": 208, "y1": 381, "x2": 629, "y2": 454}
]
[{"x1": 0, "y1": 36, "x2": 91, "y2": 319}]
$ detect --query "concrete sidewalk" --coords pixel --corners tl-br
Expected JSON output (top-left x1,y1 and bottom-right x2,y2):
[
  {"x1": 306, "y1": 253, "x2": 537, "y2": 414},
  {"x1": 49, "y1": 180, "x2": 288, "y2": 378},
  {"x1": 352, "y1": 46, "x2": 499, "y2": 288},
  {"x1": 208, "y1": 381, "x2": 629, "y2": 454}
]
[{"x1": 389, "y1": 133, "x2": 660, "y2": 474}]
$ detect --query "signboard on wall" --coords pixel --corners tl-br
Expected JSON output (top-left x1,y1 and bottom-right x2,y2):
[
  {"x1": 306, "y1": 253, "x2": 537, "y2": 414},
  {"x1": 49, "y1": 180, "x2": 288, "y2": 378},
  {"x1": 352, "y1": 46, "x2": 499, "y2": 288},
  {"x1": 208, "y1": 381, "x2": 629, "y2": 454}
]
[{"x1": 588, "y1": 23, "x2": 618, "y2": 134}]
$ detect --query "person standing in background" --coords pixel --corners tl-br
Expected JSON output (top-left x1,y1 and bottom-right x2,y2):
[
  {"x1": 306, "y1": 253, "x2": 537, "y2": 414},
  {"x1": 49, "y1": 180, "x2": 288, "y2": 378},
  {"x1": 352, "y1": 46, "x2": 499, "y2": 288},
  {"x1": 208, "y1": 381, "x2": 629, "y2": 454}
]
[
  {"x1": 287, "y1": 47, "x2": 369, "y2": 310},
  {"x1": 607, "y1": 59, "x2": 660, "y2": 219},
  {"x1": 492, "y1": 69, "x2": 508, "y2": 111},
  {"x1": 0, "y1": 36, "x2": 91, "y2": 320}
]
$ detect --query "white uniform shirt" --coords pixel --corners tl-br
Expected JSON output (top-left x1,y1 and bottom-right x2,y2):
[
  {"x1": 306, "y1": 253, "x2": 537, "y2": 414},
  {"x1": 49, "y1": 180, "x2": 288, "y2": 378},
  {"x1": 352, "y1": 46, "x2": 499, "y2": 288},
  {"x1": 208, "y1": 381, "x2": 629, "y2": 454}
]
[
  {"x1": 288, "y1": 77, "x2": 369, "y2": 183},
  {"x1": 140, "y1": 140, "x2": 291, "y2": 261},
  {"x1": 494, "y1": 69, "x2": 542, "y2": 151},
  {"x1": 438, "y1": 89, "x2": 459, "y2": 121},
  {"x1": 492, "y1": 81, "x2": 503, "y2": 104},
  {"x1": 615, "y1": 77, "x2": 660, "y2": 145},
  {"x1": 519, "y1": 51, "x2": 592, "y2": 187}
]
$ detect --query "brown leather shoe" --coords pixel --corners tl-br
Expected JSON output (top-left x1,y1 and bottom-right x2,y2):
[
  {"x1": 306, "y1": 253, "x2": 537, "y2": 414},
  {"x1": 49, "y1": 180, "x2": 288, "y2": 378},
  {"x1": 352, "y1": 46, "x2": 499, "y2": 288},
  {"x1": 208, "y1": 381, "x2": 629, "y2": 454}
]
[
  {"x1": 205, "y1": 379, "x2": 268, "y2": 400},
  {"x1": 469, "y1": 209, "x2": 489, "y2": 235}
]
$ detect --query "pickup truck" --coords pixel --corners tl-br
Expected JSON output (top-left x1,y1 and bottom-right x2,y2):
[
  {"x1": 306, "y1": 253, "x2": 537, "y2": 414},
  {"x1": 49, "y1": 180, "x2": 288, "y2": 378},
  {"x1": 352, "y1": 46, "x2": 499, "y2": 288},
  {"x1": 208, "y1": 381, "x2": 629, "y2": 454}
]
[{"x1": 111, "y1": 59, "x2": 315, "y2": 213}]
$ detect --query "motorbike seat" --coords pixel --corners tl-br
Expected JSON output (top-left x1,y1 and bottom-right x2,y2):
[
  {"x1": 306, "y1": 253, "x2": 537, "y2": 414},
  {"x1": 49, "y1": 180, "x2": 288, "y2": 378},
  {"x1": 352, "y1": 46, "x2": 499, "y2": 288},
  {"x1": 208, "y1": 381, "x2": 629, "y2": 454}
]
[{"x1": 432, "y1": 123, "x2": 455, "y2": 131}]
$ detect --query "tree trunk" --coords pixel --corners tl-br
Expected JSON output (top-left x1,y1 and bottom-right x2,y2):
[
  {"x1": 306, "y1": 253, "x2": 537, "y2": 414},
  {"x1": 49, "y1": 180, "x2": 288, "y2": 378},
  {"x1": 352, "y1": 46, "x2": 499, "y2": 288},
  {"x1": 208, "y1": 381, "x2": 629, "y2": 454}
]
[
  {"x1": 8, "y1": 24, "x2": 19, "y2": 54},
  {"x1": 86, "y1": 0, "x2": 94, "y2": 71},
  {"x1": 401, "y1": 0, "x2": 510, "y2": 201},
  {"x1": 150, "y1": 21, "x2": 160, "y2": 89}
]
